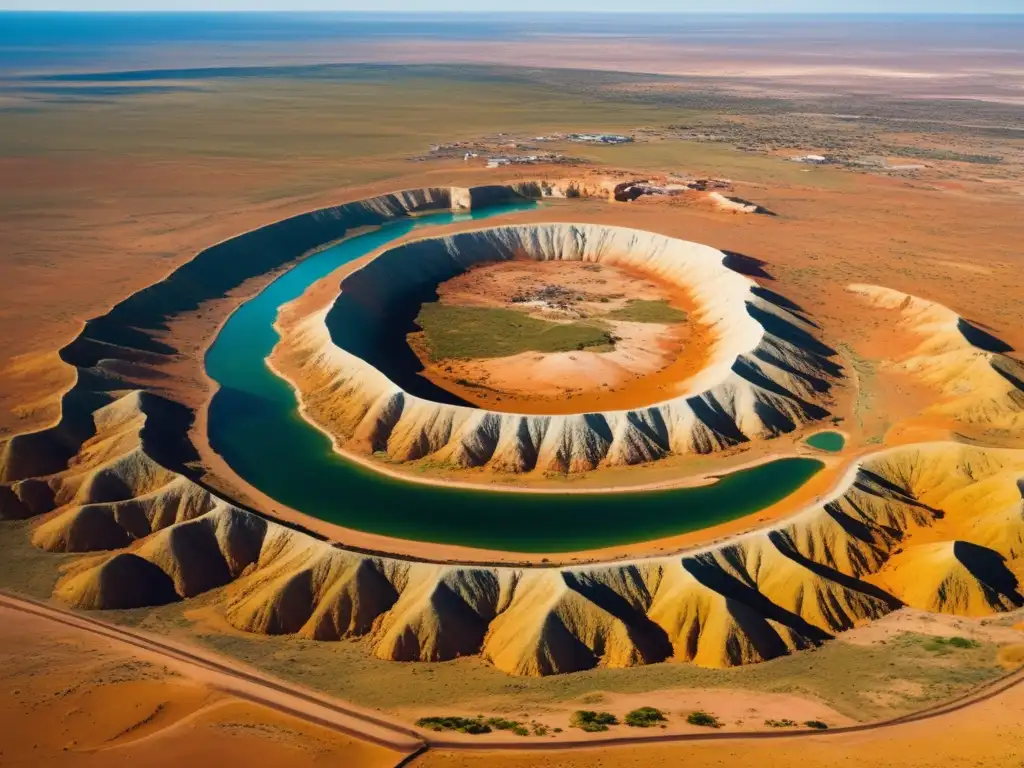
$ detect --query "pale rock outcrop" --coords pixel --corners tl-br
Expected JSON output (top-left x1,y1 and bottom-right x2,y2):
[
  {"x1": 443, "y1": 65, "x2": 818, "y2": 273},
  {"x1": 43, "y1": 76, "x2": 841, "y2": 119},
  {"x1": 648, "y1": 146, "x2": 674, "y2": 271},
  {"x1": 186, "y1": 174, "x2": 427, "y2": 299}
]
[
  {"x1": 40, "y1": 389, "x2": 1024, "y2": 675},
  {"x1": 848, "y1": 284, "x2": 1024, "y2": 434},
  {"x1": 281, "y1": 223, "x2": 839, "y2": 474}
]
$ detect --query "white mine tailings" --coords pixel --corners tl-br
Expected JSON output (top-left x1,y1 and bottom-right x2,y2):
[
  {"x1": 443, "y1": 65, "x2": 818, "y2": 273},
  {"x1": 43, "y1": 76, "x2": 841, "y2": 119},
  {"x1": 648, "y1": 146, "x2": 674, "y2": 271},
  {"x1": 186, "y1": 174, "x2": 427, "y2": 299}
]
[{"x1": 278, "y1": 223, "x2": 840, "y2": 473}]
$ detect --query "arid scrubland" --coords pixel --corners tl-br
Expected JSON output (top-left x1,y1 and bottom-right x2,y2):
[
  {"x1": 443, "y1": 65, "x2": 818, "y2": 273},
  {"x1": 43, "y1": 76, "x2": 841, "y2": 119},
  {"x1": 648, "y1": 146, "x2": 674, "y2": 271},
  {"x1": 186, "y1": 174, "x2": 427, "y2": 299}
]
[{"x1": 1, "y1": 44, "x2": 1024, "y2": 768}]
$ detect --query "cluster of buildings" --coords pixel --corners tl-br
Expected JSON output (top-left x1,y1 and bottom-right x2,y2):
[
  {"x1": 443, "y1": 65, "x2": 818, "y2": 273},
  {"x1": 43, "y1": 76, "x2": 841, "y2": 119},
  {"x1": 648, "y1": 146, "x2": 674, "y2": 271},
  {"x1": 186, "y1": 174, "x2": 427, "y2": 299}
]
[
  {"x1": 483, "y1": 153, "x2": 566, "y2": 168},
  {"x1": 534, "y1": 133, "x2": 634, "y2": 145}
]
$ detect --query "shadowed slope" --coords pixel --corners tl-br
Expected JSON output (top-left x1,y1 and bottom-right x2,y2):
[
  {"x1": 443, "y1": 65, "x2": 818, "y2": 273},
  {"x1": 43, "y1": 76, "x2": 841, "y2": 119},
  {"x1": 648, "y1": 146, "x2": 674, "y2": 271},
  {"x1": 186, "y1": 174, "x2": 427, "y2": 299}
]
[{"x1": 279, "y1": 223, "x2": 841, "y2": 475}]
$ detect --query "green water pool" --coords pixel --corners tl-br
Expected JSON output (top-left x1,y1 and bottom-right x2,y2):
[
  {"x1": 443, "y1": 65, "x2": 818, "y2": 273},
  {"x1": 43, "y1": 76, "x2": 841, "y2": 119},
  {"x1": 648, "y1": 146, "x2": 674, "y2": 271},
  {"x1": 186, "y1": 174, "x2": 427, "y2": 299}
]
[
  {"x1": 205, "y1": 204, "x2": 824, "y2": 553},
  {"x1": 805, "y1": 431, "x2": 846, "y2": 453}
]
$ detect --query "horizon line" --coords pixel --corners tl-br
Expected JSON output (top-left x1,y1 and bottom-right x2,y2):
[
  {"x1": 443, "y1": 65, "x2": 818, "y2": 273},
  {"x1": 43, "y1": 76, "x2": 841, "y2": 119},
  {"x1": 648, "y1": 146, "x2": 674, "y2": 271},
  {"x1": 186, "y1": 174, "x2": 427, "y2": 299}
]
[{"x1": 2, "y1": 8, "x2": 1022, "y2": 14}]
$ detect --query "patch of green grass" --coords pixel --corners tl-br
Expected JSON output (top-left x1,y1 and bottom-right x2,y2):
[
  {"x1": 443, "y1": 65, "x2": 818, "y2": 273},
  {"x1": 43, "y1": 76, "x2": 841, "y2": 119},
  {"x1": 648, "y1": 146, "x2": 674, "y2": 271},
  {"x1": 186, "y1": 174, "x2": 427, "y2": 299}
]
[
  {"x1": 607, "y1": 299, "x2": 688, "y2": 324},
  {"x1": 570, "y1": 710, "x2": 618, "y2": 732},
  {"x1": 924, "y1": 636, "x2": 981, "y2": 653},
  {"x1": 624, "y1": 706, "x2": 667, "y2": 727},
  {"x1": 687, "y1": 711, "x2": 722, "y2": 728},
  {"x1": 416, "y1": 302, "x2": 614, "y2": 360}
]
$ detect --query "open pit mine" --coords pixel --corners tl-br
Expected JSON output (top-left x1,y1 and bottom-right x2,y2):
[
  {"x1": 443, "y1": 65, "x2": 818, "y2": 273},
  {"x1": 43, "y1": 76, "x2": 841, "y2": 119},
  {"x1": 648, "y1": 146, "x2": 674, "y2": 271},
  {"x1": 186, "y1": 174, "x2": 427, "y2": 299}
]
[{"x1": 2, "y1": 183, "x2": 1023, "y2": 678}]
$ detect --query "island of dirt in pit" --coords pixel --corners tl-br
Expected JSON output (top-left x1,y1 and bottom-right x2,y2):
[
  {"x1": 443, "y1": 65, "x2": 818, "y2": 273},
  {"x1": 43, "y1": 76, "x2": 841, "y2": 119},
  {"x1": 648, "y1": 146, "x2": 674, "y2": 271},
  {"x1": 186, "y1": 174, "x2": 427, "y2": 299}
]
[{"x1": 408, "y1": 260, "x2": 706, "y2": 414}]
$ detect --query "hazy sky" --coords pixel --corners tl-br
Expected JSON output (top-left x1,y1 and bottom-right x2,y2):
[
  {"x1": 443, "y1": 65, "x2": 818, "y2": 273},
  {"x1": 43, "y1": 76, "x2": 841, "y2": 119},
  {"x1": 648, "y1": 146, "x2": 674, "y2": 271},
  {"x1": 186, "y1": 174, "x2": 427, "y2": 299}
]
[{"x1": 3, "y1": 1, "x2": 1021, "y2": 11}]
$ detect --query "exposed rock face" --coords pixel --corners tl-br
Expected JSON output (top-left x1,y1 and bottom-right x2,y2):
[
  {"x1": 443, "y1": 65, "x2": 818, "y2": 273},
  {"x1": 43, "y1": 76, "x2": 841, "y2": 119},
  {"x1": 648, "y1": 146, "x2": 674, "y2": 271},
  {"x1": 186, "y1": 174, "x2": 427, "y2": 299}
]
[
  {"x1": 35, "y1": 391, "x2": 1024, "y2": 674},
  {"x1": 280, "y1": 223, "x2": 840, "y2": 474},
  {"x1": 2, "y1": 182, "x2": 1023, "y2": 679},
  {"x1": 848, "y1": 284, "x2": 1024, "y2": 435}
]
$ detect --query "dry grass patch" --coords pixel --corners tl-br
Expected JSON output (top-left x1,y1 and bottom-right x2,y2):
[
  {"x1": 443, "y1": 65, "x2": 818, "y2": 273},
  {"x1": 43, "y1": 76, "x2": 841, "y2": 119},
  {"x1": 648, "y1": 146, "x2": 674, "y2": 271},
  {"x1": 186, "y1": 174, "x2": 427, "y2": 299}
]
[{"x1": 416, "y1": 303, "x2": 615, "y2": 360}]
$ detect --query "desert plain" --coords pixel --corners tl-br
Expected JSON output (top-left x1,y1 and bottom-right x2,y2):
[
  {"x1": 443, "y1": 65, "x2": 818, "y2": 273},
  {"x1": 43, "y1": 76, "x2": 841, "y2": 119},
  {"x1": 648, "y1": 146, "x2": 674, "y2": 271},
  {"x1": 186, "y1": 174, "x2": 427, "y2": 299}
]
[{"x1": 2, "y1": 12, "x2": 1024, "y2": 768}]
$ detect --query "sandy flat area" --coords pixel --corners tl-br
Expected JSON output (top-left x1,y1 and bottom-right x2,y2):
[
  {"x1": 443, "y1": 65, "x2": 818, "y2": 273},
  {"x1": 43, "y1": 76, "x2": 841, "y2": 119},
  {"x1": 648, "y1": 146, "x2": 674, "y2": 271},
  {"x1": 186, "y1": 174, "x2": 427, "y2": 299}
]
[{"x1": 0, "y1": 600, "x2": 406, "y2": 768}]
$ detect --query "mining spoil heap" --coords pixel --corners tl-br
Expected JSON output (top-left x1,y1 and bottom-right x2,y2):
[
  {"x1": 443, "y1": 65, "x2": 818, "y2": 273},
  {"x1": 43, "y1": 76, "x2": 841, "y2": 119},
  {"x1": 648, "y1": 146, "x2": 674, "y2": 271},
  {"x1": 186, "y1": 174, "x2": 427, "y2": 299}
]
[
  {"x1": 274, "y1": 222, "x2": 840, "y2": 475},
  {"x1": 2, "y1": 183, "x2": 1023, "y2": 677}
]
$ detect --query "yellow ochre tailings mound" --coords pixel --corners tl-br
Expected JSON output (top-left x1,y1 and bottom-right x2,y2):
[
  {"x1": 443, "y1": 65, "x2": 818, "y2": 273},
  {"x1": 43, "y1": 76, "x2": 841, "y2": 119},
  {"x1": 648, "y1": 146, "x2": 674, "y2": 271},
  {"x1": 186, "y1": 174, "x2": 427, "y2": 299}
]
[
  {"x1": 277, "y1": 223, "x2": 841, "y2": 474},
  {"x1": 0, "y1": 185, "x2": 1021, "y2": 677}
]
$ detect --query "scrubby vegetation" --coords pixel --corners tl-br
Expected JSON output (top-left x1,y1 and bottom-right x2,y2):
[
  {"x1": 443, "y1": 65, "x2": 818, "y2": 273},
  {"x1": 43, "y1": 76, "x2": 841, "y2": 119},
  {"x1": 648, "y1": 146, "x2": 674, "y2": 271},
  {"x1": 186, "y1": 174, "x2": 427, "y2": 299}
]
[
  {"x1": 625, "y1": 706, "x2": 667, "y2": 727},
  {"x1": 417, "y1": 715, "x2": 492, "y2": 734},
  {"x1": 608, "y1": 299, "x2": 688, "y2": 323},
  {"x1": 887, "y1": 146, "x2": 1003, "y2": 165},
  {"x1": 765, "y1": 718, "x2": 799, "y2": 728},
  {"x1": 804, "y1": 720, "x2": 829, "y2": 730},
  {"x1": 924, "y1": 636, "x2": 981, "y2": 653},
  {"x1": 415, "y1": 715, "x2": 532, "y2": 736},
  {"x1": 570, "y1": 710, "x2": 619, "y2": 732},
  {"x1": 416, "y1": 302, "x2": 614, "y2": 359},
  {"x1": 686, "y1": 711, "x2": 723, "y2": 728}
]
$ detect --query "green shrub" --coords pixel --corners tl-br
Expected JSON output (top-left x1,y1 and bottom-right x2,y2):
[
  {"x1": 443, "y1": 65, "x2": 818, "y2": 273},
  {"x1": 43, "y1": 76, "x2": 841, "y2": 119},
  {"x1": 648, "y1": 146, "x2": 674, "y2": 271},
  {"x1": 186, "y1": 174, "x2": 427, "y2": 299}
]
[
  {"x1": 416, "y1": 716, "x2": 492, "y2": 734},
  {"x1": 625, "y1": 706, "x2": 667, "y2": 728},
  {"x1": 765, "y1": 718, "x2": 798, "y2": 728},
  {"x1": 570, "y1": 710, "x2": 619, "y2": 732},
  {"x1": 485, "y1": 717, "x2": 530, "y2": 735},
  {"x1": 686, "y1": 711, "x2": 722, "y2": 728},
  {"x1": 804, "y1": 720, "x2": 829, "y2": 730}
]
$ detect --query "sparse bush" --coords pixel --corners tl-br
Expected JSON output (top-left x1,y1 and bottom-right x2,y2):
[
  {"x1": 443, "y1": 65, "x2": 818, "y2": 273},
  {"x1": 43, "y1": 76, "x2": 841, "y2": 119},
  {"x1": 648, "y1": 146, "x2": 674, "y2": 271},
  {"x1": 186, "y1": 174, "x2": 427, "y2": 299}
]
[
  {"x1": 804, "y1": 720, "x2": 829, "y2": 730},
  {"x1": 417, "y1": 716, "x2": 492, "y2": 734},
  {"x1": 687, "y1": 711, "x2": 722, "y2": 728},
  {"x1": 570, "y1": 710, "x2": 618, "y2": 732},
  {"x1": 765, "y1": 718, "x2": 799, "y2": 728},
  {"x1": 625, "y1": 706, "x2": 667, "y2": 728},
  {"x1": 485, "y1": 717, "x2": 530, "y2": 736}
]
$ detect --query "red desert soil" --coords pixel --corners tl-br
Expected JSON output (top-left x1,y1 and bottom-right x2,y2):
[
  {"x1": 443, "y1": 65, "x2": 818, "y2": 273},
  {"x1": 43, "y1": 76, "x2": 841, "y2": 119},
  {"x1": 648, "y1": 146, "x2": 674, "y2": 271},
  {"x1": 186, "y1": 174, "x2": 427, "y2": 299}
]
[
  {"x1": 0, "y1": 597, "x2": 409, "y2": 768},
  {"x1": 408, "y1": 259, "x2": 709, "y2": 414}
]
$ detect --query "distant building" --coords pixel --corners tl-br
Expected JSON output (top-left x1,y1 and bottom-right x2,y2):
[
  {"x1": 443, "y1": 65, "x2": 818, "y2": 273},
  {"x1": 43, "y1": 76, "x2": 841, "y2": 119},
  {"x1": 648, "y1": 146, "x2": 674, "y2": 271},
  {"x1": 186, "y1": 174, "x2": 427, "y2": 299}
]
[
  {"x1": 792, "y1": 154, "x2": 829, "y2": 164},
  {"x1": 569, "y1": 133, "x2": 634, "y2": 145}
]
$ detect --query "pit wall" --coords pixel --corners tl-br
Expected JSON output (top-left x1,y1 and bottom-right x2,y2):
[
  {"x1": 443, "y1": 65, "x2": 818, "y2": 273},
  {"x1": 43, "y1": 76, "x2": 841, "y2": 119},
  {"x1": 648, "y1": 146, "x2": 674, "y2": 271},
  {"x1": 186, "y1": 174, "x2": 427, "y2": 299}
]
[
  {"x1": 30, "y1": 387, "x2": 1024, "y2": 676},
  {"x1": 285, "y1": 223, "x2": 839, "y2": 473},
  {"x1": 2, "y1": 185, "x2": 1022, "y2": 678},
  {"x1": 0, "y1": 184, "x2": 528, "y2": 498}
]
